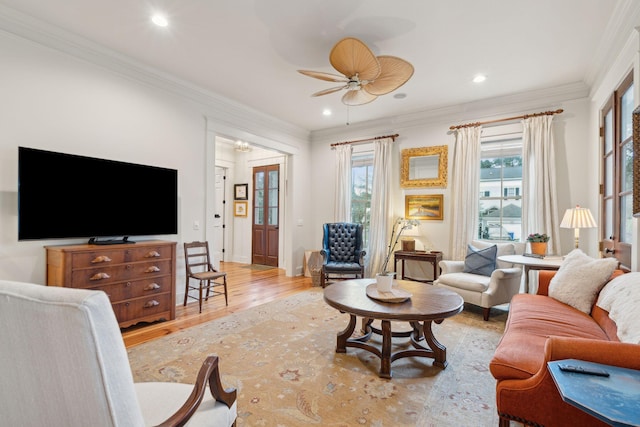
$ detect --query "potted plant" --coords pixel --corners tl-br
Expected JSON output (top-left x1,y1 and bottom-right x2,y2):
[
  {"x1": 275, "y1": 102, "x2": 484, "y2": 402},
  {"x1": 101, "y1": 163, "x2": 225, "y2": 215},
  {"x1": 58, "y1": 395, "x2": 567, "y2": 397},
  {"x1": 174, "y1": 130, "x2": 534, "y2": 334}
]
[
  {"x1": 527, "y1": 233, "x2": 550, "y2": 255},
  {"x1": 377, "y1": 218, "x2": 420, "y2": 291}
]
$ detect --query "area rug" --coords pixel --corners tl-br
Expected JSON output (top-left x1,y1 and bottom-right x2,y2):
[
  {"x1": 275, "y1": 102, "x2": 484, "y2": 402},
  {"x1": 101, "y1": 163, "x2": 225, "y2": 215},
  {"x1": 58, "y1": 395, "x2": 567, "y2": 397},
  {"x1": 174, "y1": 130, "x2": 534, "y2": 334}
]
[{"x1": 128, "y1": 288, "x2": 507, "y2": 426}]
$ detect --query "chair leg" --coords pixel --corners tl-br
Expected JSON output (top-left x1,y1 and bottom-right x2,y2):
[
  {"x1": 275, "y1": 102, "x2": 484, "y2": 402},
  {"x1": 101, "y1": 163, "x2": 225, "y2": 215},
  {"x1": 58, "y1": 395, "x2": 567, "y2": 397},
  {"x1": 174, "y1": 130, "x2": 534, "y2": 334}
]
[
  {"x1": 198, "y1": 280, "x2": 203, "y2": 313},
  {"x1": 205, "y1": 279, "x2": 211, "y2": 301},
  {"x1": 320, "y1": 271, "x2": 326, "y2": 288},
  {"x1": 223, "y1": 275, "x2": 228, "y2": 306},
  {"x1": 183, "y1": 277, "x2": 189, "y2": 306},
  {"x1": 483, "y1": 307, "x2": 490, "y2": 321}
]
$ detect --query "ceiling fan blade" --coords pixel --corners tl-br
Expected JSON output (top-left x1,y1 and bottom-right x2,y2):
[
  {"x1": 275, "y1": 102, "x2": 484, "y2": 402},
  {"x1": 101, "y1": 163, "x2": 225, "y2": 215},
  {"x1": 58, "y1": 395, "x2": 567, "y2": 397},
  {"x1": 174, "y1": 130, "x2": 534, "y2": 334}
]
[
  {"x1": 298, "y1": 70, "x2": 349, "y2": 82},
  {"x1": 312, "y1": 86, "x2": 348, "y2": 97},
  {"x1": 364, "y1": 56, "x2": 414, "y2": 96},
  {"x1": 330, "y1": 37, "x2": 381, "y2": 81},
  {"x1": 342, "y1": 90, "x2": 377, "y2": 106}
]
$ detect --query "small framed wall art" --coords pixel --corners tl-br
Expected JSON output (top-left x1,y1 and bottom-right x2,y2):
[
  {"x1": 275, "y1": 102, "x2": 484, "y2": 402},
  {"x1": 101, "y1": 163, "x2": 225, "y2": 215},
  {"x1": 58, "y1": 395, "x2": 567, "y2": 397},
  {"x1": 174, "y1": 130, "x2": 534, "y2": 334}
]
[
  {"x1": 234, "y1": 201, "x2": 248, "y2": 217},
  {"x1": 405, "y1": 194, "x2": 443, "y2": 220},
  {"x1": 234, "y1": 183, "x2": 248, "y2": 200}
]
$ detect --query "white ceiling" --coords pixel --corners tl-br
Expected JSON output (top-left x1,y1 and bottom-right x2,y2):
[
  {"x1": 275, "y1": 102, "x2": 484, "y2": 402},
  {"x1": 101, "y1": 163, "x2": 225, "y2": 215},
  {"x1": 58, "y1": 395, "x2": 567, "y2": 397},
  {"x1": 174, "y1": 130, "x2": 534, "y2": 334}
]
[{"x1": 0, "y1": 0, "x2": 625, "y2": 132}]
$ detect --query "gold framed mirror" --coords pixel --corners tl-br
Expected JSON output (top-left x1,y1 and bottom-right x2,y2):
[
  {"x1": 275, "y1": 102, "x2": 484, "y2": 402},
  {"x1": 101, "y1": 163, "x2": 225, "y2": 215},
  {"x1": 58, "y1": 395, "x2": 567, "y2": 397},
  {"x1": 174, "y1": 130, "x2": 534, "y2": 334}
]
[{"x1": 400, "y1": 145, "x2": 448, "y2": 188}]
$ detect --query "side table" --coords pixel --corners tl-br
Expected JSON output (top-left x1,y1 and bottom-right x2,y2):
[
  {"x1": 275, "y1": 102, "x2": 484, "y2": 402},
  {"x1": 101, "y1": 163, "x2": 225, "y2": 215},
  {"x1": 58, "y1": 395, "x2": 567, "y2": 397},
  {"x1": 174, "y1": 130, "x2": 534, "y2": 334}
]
[
  {"x1": 548, "y1": 359, "x2": 640, "y2": 426},
  {"x1": 394, "y1": 250, "x2": 442, "y2": 283},
  {"x1": 497, "y1": 254, "x2": 563, "y2": 293}
]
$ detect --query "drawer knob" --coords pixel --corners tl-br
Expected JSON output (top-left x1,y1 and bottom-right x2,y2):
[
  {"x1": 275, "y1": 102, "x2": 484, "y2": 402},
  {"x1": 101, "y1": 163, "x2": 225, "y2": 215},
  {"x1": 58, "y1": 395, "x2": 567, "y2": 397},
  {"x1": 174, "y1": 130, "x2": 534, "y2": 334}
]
[
  {"x1": 144, "y1": 300, "x2": 160, "y2": 308},
  {"x1": 91, "y1": 256, "x2": 112, "y2": 264},
  {"x1": 126, "y1": 282, "x2": 132, "y2": 287},
  {"x1": 145, "y1": 266, "x2": 161, "y2": 273},
  {"x1": 89, "y1": 272, "x2": 110, "y2": 281},
  {"x1": 144, "y1": 283, "x2": 160, "y2": 291},
  {"x1": 145, "y1": 251, "x2": 161, "y2": 258}
]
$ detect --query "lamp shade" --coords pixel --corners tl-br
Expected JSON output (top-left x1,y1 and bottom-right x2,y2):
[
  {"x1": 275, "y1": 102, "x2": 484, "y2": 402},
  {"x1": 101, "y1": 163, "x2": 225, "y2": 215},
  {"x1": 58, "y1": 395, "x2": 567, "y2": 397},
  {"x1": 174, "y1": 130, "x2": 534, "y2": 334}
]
[{"x1": 560, "y1": 205, "x2": 597, "y2": 229}]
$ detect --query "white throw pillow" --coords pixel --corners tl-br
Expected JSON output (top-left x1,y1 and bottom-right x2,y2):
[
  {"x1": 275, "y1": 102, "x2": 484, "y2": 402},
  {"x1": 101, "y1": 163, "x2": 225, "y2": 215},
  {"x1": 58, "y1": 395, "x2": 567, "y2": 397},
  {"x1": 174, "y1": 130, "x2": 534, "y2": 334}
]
[
  {"x1": 596, "y1": 272, "x2": 640, "y2": 344},
  {"x1": 548, "y1": 249, "x2": 618, "y2": 314}
]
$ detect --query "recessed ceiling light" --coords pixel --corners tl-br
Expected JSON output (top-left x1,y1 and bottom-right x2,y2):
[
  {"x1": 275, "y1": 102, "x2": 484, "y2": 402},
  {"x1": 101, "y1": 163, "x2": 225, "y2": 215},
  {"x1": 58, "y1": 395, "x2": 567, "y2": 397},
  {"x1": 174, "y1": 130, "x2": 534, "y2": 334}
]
[
  {"x1": 473, "y1": 74, "x2": 487, "y2": 83},
  {"x1": 322, "y1": 109, "x2": 332, "y2": 116},
  {"x1": 393, "y1": 93, "x2": 407, "y2": 99},
  {"x1": 151, "y1": 14, "x2": 168, "y2": 27}
]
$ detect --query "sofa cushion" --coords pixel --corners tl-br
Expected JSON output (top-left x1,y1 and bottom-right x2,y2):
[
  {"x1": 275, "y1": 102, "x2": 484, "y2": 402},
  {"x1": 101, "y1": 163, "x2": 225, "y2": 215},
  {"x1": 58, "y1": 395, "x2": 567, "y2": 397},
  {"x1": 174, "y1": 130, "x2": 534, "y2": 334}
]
[
  {"x1": 490, "y1": 294, "x2": 609, "y2": 380},
  {"x1": 463, "y1": 244, "x2": 497, "y2": 276},
  {"x1": 435, "y1": 272, "x2": 490, "y2": 292},
  {"x1": 596, "y1": 272, "x2": 640, "y2": 344},
  {"x1": 548, "y1": 249, "x2": 618, "y2": 314}
]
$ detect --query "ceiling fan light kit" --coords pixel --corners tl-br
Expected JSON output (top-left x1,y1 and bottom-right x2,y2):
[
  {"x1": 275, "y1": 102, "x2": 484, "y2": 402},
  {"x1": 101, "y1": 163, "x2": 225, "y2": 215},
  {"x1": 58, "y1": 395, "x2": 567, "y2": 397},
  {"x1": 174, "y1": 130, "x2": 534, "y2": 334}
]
[{"x1": 298, "y1": 37, "x2": 414, "y2": 106}]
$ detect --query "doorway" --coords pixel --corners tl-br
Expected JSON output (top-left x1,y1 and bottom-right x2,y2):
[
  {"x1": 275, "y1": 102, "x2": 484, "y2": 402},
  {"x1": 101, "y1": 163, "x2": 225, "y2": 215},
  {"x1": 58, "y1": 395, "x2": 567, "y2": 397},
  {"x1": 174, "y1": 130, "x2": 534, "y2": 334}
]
[
  {"x1": 252, "y1": 164, "x2": 279, "y2": 266},
  {"x1": 212, "y1": 166, "x2": 227, "y2": 265}
]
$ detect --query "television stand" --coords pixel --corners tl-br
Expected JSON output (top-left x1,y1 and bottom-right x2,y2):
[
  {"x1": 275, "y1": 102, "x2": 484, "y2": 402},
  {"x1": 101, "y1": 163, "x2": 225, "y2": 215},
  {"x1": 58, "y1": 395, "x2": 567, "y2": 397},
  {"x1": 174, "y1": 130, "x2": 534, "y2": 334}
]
[{"x1": 88, "y1": 237, "x2": 134, "y2": 245}]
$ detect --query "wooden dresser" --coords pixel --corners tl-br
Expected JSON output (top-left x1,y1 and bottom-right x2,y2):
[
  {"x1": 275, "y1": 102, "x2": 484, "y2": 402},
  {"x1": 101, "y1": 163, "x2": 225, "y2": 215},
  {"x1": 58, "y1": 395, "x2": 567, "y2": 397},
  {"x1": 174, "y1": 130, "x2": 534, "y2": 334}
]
[{"x1": 45, "y1": 240, "x2": 176, "y2": 328}]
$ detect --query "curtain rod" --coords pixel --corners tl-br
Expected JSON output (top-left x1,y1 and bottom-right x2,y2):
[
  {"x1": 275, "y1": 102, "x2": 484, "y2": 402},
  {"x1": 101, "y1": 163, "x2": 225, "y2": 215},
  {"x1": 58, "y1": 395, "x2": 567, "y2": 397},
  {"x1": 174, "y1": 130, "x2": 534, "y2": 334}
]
[
  {"x1": 330, "y1": 133, "x2": 399, "y2": 148},
  {"x1": 449, "y1": 109, "x2": 563, "y2": 130}
]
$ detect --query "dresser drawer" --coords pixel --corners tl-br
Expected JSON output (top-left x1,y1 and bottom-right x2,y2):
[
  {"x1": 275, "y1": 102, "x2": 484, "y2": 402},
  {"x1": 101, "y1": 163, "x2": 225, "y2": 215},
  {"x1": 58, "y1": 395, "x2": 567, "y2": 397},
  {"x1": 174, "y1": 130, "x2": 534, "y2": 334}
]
[
  {"x1": 91, "y1": 276, "x2": 171, "y2": 303},
  {"x1": 112, "y1": 293, "x2": 172, "y2": 323},
  {"x1": 71, "y1": 245, "x2": 171, "y2": 269},
  {"x1": 70, "y1": 259, "x2": 173, "y2": 288}
]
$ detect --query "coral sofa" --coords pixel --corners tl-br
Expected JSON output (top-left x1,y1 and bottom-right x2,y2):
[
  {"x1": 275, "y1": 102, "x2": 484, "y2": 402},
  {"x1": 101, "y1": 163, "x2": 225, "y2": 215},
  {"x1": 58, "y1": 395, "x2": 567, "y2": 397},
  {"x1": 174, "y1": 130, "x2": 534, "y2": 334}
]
[{"x1": 489, "y1": 264, "x2": 640, "y2": 427}]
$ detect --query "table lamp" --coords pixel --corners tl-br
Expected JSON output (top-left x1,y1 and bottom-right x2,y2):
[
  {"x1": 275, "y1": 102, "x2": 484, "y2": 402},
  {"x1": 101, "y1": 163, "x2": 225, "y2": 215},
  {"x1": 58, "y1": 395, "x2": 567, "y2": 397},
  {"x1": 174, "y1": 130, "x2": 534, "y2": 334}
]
[{"x1": 560, "y1": 205, "x2": 597, "y2": 249}]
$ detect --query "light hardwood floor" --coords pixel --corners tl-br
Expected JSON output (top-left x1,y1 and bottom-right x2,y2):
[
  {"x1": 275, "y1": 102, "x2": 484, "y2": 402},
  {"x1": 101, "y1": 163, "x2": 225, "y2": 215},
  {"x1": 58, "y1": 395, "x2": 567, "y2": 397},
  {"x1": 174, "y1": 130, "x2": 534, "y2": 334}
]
[{"x1": 122, "y1": 261, "x2": 314, "y2": 348}]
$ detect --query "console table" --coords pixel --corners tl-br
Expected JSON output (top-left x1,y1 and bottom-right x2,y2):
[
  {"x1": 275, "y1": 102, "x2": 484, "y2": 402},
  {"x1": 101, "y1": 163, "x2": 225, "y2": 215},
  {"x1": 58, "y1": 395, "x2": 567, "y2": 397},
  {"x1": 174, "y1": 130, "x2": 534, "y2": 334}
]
[{"x1": 394, "y1": 251, "x2": 442, "y2": 283}]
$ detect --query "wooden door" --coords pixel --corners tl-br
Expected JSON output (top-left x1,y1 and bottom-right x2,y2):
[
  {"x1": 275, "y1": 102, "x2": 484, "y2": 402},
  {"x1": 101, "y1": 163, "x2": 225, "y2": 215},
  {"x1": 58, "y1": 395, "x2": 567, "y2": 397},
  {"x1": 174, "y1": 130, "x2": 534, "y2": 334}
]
[{"x1": 251, "y1": 164, "x2": 279, "y2": 266}]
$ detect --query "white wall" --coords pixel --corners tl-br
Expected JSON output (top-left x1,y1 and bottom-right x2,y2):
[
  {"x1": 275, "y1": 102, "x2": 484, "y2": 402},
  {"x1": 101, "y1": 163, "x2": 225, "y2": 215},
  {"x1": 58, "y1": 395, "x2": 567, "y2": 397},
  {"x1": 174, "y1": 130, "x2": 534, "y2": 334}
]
[
  {"x1": 310, "y1": 98, "x2": 593, "y2": 260},
  {"x1": 0, "y1": 28, "x2": 313, "y2": 287}
]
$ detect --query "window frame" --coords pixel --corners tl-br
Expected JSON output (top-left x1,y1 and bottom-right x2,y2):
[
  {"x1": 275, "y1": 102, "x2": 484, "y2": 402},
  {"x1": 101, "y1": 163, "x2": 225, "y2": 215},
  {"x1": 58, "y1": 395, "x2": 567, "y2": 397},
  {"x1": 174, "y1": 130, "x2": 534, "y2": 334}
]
[
  {"x1": 478, "y1": 136, "x2": 523, "y2": 242},
  {"x1": 600, "y1": 70, "x2": 633, "y2": 269}
]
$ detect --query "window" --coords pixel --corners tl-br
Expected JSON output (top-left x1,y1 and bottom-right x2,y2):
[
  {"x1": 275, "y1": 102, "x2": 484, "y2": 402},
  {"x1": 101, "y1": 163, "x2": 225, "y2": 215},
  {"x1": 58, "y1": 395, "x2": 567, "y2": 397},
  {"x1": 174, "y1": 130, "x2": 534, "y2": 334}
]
[
  {"x1": 351, "y1": 152, "x2": 374, "y2": 245},
  {"x1": 601, "y1": 71, "x2": 633, "y2": 269},
  {"x1": 478, "y1": 138, "x2": 523, "y2": 241}
]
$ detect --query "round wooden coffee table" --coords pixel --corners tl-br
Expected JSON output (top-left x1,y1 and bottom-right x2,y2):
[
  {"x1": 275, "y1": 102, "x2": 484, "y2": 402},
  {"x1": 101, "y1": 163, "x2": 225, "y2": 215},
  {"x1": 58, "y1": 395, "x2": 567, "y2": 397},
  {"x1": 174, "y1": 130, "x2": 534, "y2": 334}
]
[{"x1": 323, "y1": 278, "x2": 463, "y2": 378}]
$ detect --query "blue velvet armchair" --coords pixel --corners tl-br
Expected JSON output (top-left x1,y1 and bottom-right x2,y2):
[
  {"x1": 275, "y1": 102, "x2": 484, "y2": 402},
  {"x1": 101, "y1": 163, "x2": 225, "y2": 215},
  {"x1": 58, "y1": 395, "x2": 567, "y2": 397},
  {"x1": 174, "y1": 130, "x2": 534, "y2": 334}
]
[{"x1": 320, "y1": 222, "x2": 366, "y2": 287}]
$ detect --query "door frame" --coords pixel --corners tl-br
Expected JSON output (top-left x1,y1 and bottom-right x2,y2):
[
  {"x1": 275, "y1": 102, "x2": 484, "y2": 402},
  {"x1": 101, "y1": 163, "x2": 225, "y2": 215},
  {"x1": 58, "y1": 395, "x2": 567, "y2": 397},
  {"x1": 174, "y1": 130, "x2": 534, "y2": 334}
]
[{"x1": 205, "y1": 127, "x2": 292, "y2": 274}]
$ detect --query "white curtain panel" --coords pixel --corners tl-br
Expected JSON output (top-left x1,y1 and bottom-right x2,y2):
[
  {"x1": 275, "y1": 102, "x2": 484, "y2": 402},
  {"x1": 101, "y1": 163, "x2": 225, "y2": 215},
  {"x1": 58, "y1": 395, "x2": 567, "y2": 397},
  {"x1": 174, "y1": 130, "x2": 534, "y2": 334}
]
[
  {"x1": 522, "y1": 115, "x2": 561, "y2": 254},
  {"x1": 366, "y1": 137, "x2": 394, "y2": 276},
  {"x1": 334, "y1": 144, "x2": 352, "y2": 222},
  {"x1": 449, "y1": 126, "x2": 482, "y2": 260}
]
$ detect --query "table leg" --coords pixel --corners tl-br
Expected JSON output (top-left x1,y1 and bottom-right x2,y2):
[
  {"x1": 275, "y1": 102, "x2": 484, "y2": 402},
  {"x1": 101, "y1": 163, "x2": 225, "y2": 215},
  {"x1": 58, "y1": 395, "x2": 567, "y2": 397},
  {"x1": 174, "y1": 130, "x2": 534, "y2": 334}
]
[
  {"x1": 336, "y1": 314, "x2": 357, "y2": 353},
  {"x1": 524, "y1": 266, "x2": 530, "y2": 294},
  {"x1": 422, "y1": 320, "x2": 447, "y2": 369},
  {"x1": 379, "y1": 320, "x2": 392, "y2": 379}
]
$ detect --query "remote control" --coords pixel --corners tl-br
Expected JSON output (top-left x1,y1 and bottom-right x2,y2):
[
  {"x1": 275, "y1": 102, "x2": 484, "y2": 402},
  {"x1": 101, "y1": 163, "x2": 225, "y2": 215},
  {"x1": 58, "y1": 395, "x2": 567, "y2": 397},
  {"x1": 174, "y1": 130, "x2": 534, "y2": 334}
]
[{"x1": 558, "y1": 363, "x2": 610, "y2": 377}]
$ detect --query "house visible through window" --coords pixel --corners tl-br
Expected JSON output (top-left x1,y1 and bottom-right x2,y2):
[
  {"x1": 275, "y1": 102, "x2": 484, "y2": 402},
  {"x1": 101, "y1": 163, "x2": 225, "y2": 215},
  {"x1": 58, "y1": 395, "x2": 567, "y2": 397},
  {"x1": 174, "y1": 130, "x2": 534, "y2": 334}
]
[
  {"x1": 478, "y1": 138, "x2": 523, "y2": 241},
  {"x1": 351, "y1": 152, "x2": 374, "y2": 245}
]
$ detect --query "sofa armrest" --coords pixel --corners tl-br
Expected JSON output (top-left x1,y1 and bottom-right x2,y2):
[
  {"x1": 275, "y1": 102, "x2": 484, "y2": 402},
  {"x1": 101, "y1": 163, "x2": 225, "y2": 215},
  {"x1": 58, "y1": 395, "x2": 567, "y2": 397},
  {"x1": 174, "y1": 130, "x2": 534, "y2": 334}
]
[
  {"x1": 496, "y1": 337, "x2": 640, "y2": 426},
  {"x1": 537, "y1": 270, "x2": 557, "y2": 296},
  {"x1": 438, "y1": 260, "x2": 464, "y2": 274}
]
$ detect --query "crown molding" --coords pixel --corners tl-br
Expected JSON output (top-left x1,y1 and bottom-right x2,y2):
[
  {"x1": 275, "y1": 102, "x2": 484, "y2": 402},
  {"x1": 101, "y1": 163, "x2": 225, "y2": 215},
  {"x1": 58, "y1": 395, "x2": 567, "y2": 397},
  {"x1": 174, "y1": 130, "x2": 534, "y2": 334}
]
[
  {"x1": 310, "y1": 81, "x2": 590, "y2": 143},
  {"x1": 0, "y1": 4, "x2": 310, "y2": 145},
  {"x1": 584, "y1": 0, "x2": 640, "y2": 87}
]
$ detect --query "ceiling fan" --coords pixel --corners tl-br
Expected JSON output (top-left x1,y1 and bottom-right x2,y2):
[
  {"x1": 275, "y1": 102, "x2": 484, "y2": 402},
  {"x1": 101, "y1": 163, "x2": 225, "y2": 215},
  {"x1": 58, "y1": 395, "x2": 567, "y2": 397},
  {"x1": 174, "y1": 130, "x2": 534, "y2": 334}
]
[{"x1": 298, "y1": 37, "x2": 414, "y2": 106}]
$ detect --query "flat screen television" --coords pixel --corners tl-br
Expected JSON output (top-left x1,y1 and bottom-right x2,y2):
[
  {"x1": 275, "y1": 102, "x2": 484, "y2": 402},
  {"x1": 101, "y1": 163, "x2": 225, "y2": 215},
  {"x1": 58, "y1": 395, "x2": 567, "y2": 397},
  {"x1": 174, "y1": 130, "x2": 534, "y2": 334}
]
[{"x1": 18, "y1": 147, "x2": 178, "y2": 244}]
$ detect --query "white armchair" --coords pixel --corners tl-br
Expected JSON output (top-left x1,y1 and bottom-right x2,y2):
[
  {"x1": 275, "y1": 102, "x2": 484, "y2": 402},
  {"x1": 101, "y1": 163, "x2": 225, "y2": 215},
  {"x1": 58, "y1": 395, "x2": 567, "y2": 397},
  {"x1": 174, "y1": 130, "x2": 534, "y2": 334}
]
[
  {"x1": 0, "y1": 280, "x2": 237, "y2": 427},
  {"x1": 433, "y1": 240, "x2": 525, "y2": 320}
]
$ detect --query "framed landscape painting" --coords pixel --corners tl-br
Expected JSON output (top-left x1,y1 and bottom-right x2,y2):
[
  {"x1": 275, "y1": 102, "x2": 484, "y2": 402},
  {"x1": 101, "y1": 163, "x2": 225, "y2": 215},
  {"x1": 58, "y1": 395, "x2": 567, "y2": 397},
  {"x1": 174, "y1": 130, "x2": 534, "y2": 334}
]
[{"x1": 405, "y1": 194, "x2": 443, "y2": 220}]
